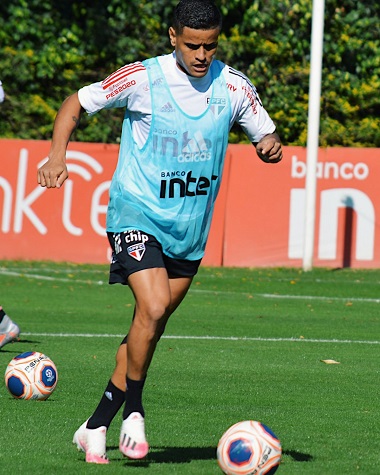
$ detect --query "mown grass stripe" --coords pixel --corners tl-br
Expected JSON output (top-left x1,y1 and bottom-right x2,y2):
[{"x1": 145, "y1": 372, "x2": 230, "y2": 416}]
[{"x1": 2, "y1": 269, "x2": 380, "y2": 304}]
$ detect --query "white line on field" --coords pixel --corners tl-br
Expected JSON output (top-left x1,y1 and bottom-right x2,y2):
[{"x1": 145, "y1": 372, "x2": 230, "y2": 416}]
[
  {"x1": 2, "y1": 269, "x2": 379, "y2": 304},
  {"x1": 190, "y1": 289, "x2": 380, "y2": 303},
  {"x1": 0, "y1": 269, "x2": 105, "y2": 285},
  {"x1": 3, "y1": 265, "x2": 380, "y2": 285},
  {"x1": 21, "y1": 332, "x2": 380, "y2": 345},
  {"x1": 259, "y1": 293, "x2": 380, "y2": 303}
]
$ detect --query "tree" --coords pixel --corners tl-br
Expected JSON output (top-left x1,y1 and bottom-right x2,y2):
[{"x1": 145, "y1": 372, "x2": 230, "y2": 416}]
[{"x1": 0, "y1": 0, "x2": 379, "y2": 146}]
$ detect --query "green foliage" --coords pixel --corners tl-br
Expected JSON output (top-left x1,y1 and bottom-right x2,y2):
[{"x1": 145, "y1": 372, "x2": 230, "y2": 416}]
[
  {"x1": 0, "y1": 0, "x2": 378, "y2": 146},
  {"x1": 218, "y1": 0, "x2": 380, "y2": 146}
]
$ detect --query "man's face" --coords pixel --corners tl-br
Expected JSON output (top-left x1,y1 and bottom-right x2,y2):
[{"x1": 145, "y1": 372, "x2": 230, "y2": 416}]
[{"x1": 169, "y1": 26, "x2": 220, "y2": 78}]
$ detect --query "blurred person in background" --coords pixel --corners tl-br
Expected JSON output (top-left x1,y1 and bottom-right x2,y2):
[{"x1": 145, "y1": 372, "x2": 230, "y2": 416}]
[{"x1": 0, "y1": 306, "x2": 20, "y2": 349}]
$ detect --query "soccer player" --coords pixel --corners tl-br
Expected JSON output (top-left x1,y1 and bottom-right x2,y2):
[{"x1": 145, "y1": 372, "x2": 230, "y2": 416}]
[
  {"x1": 37, "y1": 0, "x2": 283, "y2": 464},
  {"x1": 0, "y1": 306, "x2": 20, "y2": 349}
]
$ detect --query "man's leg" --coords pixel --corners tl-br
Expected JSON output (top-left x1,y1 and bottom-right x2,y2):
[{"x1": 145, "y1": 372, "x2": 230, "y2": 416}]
[
  {"x1": 119, "y1": 269, "x2": 192, "y2": 458},
  {"x1": 88, "y1": 273, "x2": 191, "y2": 425},
  {"x1": 86, "y1": 342, "x2": 127, "y2": 429},
  {"x1": 73, "y1": 272, "x2": 192, "y2": 463},
  {"x1": 73, "y1": 341, "x2": 127, "y2": 464}
]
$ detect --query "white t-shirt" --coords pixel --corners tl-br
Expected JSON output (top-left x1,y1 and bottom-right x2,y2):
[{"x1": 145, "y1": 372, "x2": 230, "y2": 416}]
[{"x1": 78, "y1": 52, "x2": 276, "y2": 147}]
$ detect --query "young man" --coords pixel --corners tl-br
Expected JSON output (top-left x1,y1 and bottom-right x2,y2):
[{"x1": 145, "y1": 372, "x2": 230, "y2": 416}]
[
  {"x1": 0, "y1": 306, "x2": 20, "y2": 349},
  {"x1": 38, "y1": 0, "x2": 282, "y2": 464}
]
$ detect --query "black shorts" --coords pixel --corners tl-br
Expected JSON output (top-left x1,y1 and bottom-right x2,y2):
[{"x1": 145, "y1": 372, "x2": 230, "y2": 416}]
[{"x1": 107, "y1": 230, "x2": 202, "y2": 285}]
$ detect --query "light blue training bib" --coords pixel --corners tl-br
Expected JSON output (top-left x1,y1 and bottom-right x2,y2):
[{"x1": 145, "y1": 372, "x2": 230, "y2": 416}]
[{"x1": 107, "y1": 57, "x2": 231, "y2": 259}]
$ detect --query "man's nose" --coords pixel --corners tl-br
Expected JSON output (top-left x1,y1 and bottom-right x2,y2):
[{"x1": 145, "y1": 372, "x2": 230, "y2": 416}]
[{"x1": 196, "y1": 46, "x2": 207, "y2": 61}]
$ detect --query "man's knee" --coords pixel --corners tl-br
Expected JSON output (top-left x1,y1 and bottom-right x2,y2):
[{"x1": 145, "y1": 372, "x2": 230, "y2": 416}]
[{"x1": 136, "y1": 298, "x2": 171, "y2": 325}]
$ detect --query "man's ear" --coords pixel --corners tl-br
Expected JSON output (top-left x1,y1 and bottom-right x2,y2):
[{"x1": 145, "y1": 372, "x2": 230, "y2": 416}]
[{"x1": 168, "y1": 27, "x2": 176, "y2": 47}]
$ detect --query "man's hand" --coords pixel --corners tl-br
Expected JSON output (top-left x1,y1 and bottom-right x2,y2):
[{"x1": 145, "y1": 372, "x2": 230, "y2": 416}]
[
  {"x1": 37, "y1": 93, "x2": 83, "y2": 188},
  {"x1": 255, "y1": 132, "x2": 283, "y2": 163},
  {"x1": 37, "y1": 159, "x2": 68, "y2": 188}
]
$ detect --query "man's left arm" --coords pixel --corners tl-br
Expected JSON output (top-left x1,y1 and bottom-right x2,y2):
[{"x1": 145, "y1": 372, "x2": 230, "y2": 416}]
[{"x1": 254, "y1": 132, "x2": 283, "y2": 163}]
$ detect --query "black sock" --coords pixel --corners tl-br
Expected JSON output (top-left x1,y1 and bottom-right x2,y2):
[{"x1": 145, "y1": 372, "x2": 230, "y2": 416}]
[
  {"x1": 0, "y1": 307, "x2": 5, "y2": 323},
  {"x1": 87, "y1": 380, "x2": 125, "y2": 429},
  {"x1": 123, "y1": 377, "x2": 146, "y2": 420}
]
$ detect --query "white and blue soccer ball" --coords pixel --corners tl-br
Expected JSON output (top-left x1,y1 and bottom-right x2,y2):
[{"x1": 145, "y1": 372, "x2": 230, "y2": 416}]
[
  {"x1": 217, "y1": 420, "x2": 282, "y2": 475},
  {"x1": 5, "y1": 351, "x2": 58, "y2": 400}
]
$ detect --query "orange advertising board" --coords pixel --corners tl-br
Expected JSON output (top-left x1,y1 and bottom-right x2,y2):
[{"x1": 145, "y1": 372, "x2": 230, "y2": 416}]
[
  {"x1": 0, "y1": 140, "x2": 117, "y2": 264},
  {"x1": 215, "y1": 145, "x2": 379, "y2": 268},
  {"x1": 1, "y1": 139, "x2": 379, "y2": 268}
]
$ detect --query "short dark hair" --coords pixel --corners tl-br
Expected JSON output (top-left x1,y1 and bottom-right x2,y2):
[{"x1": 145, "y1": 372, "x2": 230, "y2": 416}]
[{"x1": 173, "y1": 0, "x2": 222, "y2": 33}]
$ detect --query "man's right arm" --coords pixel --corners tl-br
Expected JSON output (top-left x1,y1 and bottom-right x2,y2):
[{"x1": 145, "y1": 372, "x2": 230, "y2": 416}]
[{"x1": 37, "y1": 92, "x2": 83, "y2": 188}]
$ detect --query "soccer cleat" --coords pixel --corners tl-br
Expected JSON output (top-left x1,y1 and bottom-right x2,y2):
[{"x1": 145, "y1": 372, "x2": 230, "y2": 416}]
[
  {"x1": 0, "y1": 315, "x2": 20, "y2": 350},
  {"x1": 73, "y1": 420, "x2": 109, "y2": 464},
  {"x1": 119, "y1": 412, "x2": 149, "y2": 459}
]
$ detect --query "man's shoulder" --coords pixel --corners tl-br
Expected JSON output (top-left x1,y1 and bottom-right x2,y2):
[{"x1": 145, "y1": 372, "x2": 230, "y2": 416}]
[
  {"x1": 218, "y1": 62, "x2": 251, "y2": 85},
  {"x1": 218, "y1": 63, "x2": 262, "y2": 103},
  {"x1": 102, "y1": 61, "x2": 148, "y2": 87},
  {"x1": 156, "y1": 53, "x2": 175, "y2": 67}
]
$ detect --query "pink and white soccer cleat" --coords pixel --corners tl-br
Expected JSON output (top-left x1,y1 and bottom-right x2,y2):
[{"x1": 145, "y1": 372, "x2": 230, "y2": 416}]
[
  {"x1": 73, "y1": 420, "x2": 109, "y2": 464},
  {"x1": 119, "y1": 412, "x2": 149, "y2": 459}
]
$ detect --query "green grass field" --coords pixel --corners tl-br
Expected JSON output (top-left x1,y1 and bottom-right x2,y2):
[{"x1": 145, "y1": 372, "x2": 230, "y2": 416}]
[{"x1": 0, "y1": 261, "x2": 379, "y2": 474}]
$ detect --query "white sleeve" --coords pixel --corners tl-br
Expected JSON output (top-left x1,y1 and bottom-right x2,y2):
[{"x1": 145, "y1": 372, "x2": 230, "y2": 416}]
[
  {"x1": 78, "y1": 62, "x2": 148, "y2": 115},
  {"x1": 226, "y1": 67, "x2": 276, "y2": 143},
  {"x1": 0, "y1": 81, "x2": 5, "y2": 103}
]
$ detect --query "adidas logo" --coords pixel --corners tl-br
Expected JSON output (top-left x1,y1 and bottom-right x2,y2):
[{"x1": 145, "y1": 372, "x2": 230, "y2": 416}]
[
  {"x1": 105, "y1": 391, "x2": 113, "y2": 401},
  {"x1": 160, "y1": 102, "x2": 175, "y2": 112}
]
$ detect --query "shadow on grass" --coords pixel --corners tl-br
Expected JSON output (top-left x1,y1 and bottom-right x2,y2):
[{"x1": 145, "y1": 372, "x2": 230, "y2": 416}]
[
  {"x1": 107, "y1": 446, "x2": 313, "y2": 466},
  {"x1": 0, "y1": 341, "x2": 39, "y2": 355},
  {"x1": 108, "y1": 446, "x2": 216, "y2": 465},
  {"x1": 0, "y1": 338, "x2": 41, "y2": 353},
  {"x1": 283, "y1": 449, "x2": 313, "y2": 462}
]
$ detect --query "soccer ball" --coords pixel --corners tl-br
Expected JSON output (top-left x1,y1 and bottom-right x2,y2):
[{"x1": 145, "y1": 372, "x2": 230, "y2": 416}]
[
  {"x1": 217, "y1": 420, "x2": 282, "y2": 475},
  {"x1": 5, "y1": 351, "x2": 58, "y2": 400}
]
